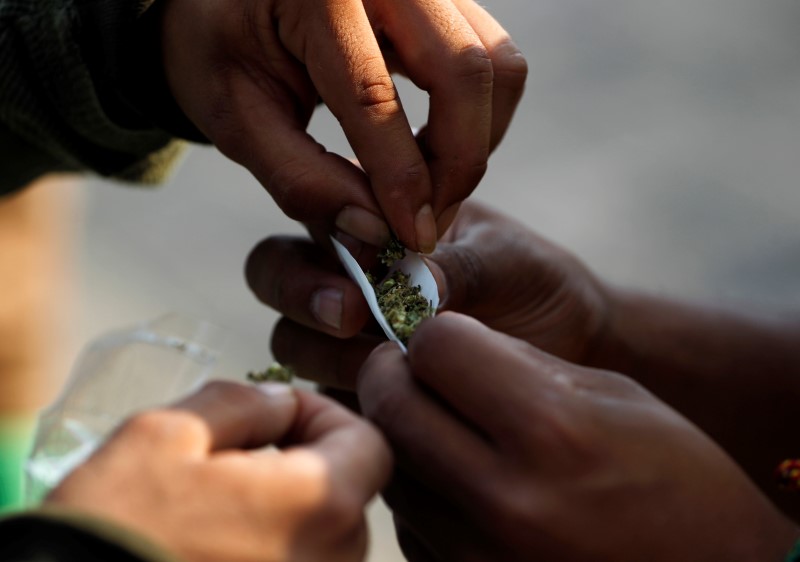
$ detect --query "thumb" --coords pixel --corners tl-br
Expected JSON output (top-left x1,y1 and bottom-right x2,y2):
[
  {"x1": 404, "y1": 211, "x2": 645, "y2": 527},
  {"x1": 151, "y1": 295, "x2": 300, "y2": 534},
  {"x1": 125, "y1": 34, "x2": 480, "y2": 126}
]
[{"x1": 423, "y1": 243, "x2": 485, "y2": 314}]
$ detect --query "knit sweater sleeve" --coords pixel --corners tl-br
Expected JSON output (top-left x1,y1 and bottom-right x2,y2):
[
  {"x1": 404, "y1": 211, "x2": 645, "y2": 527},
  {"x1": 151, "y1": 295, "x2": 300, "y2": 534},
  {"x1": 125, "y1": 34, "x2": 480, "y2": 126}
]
[
  {"x1": 0, "y1": 0, "x2": 205, "y2": 196},
  {"x1": 0, "y1": 507, "x2": 184, "y2": 562}
]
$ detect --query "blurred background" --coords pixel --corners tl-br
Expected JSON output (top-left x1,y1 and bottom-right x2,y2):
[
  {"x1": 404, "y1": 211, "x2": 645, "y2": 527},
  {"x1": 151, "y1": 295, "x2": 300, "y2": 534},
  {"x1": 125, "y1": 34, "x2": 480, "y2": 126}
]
[{"x1": 43, "y1": 0, "x2": 800, "y2": 558}]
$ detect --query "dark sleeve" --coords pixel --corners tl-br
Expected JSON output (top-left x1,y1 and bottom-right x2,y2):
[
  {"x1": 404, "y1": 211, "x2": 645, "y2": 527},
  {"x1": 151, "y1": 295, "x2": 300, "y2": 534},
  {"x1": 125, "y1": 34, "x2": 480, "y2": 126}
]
[
  {"x1": 0, "y1": 509, "x2": 183, "y2": 562},
  {"x1": 0, "y1": 0, "x2": 206, "y2": 196}
]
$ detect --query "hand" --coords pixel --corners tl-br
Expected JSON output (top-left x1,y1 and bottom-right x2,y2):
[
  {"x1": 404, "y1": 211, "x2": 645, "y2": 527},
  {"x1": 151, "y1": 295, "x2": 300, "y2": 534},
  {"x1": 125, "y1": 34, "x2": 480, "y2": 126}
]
[
  {"x1": 245, "y1": 200, "x2": 612, "y2": 389},
  {"x1": 358, "y1": 312, "x2": 799, "y2": 562},
  {"x1": 160, "y1": 0, "x2": 527, "y2": 252},
  {"x1": 246, "y1": 200, "x2": 800, "y2": 523},
  {"x1": 46, "y1": 381, "x2": 391, "y2": 562}
]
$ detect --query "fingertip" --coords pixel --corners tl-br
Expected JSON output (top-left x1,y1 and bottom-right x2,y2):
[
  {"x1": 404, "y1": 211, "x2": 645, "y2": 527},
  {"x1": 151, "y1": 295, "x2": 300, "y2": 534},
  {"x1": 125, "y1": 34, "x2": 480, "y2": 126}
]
[
  {"x1": 311, "y1": 287, "x2": 344, "y2": 331},
  {"x1": 244, "y1": 238, "x2": 270, "y2": 295},
  {"x1": 407, "y1": 312, "x2": 488, "y2": 366},
  {"x1": 415, "y1": 204, "x2": 438, "y2": 254},
  {"x1": 335, "y1": 206, "x2": 391, "y2": 249},
  {"x1": 254, "y1": 382, "x2": 297, "y2": 401},
  {"x1": 356, "y1": 341, "x2": 407, "y2": 396},
  {"x1": 309, "y1": 283, "x2": 373, "y2": 337},
  {"x1": 365, "y1": 340, "x2": 406, "y2": 367}
]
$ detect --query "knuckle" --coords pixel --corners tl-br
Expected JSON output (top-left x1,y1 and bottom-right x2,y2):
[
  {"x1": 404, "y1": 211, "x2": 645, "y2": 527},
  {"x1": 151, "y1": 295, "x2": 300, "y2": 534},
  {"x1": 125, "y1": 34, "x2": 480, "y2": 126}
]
[
  {"x1": 266, "y1": 158, "x2": 323, "y2": 220},
  {"x1": 457, "y1": 158, "x2": 489, "y2": 195},
  {"x1": 120, "y1": 409, "x2": 198, "y2": 443},
  {"x1": 471, "y1": 472, "x2": 541, "y2": 539},
  {"x1": 536, "y1": 407, "x2": 598, "y2": 465},
  {"x1": 436, "y1": 157, "x2": 487, "y2": 204},
  {"x1": 491, "y1": 41, "x2": 529, "y2": 89},
  {"x1": 453, "y1": 44, "x2": 494, "y2": 88},
  {"x1": 379, "y1": 160, "x2": 428, "y2": 202},
  {"x1": 353, "y1": 66, "x2": 400, "y2": 118}
]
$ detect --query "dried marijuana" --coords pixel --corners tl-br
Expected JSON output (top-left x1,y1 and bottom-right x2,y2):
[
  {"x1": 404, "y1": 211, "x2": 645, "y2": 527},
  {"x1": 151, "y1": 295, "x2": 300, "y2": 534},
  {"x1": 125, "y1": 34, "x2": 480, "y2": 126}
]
[
  {"x1": 378, "y1": 236, "x2": 406, "y2": 267},
  {"x1": 247, "y1": 362, "x2": 295, "y2": 383},
  {"x1": 373, "y1": 269, "x2": 433, "y2": 345}
]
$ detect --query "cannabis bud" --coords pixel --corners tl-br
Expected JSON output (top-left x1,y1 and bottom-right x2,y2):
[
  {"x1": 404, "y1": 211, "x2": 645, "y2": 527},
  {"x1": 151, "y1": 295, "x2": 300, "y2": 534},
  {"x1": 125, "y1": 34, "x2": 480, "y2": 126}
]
[
  {"x1": 330, "y1": 233, "x2": 438, "y2": 352},
  {"x1": 369, "y1": 237, "x2": 433, "y2": 345},
  {"x1": 378, "y1": 237, "x2": 406, "y2": 267},
  {"x1": 373, "y1": 270, "x2": 433, "y2": 345},
  {"x1": 246, "y1": 362, "x2": 295, "y2": 383}
]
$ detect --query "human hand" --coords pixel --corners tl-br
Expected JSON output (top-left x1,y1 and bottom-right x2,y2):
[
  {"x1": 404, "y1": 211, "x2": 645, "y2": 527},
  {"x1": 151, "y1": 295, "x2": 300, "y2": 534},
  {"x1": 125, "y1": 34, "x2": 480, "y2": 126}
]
[
  {"x1": 160, "y1": 0, "x2": 527, "y2": 252},
  {"x1": 245, "y1": 200, "x2": 612, "y2": 389},
  {"x1": 46, "y1": 381, "x2": 391, "y2": 562},
  {"x1": 358, "y1": 312, "x2": 799, "y2": 562}
]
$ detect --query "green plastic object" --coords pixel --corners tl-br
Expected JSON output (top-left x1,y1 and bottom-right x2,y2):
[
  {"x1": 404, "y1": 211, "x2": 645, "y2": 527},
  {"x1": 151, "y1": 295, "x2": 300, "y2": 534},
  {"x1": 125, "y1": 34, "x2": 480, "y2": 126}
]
[{"x1": 0, "y1": 415, "x2": 36, "y2": 512}]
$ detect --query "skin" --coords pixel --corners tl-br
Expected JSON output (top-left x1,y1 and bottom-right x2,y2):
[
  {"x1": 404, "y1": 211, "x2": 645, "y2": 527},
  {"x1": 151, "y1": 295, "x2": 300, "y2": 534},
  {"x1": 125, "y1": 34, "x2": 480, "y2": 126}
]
[
  {"x1": 247, "y1": 201, "x2": 609, "y2": 359},
  {"x1": 356, "y1": 313, "x2": 800, "y2": 562},
  {"x1": 245, "y1": 199, "x2": 800, "y2": 523},
  {"x1": 46, "y1": 381, "x2": 392, "y2": 562},
  {"x1": 159, "y1": 0, "x2": 527, "y2": 253}
]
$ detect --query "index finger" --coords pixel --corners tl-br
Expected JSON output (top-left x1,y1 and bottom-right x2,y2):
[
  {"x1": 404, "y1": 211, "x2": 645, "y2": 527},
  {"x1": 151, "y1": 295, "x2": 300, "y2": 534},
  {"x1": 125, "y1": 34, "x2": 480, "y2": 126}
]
[
  {"x1": 380, "y1": 0, "x2": 494, "y2": 217},
  {"x1": 107, "y1": 381, "x2": 299, "y2": 458},
  {"x1": 175, "y1": 381, "x2": 301, "y2": 451},
  {"x1": 279, "y1": 0, "x2": 436, "y2": 254}
]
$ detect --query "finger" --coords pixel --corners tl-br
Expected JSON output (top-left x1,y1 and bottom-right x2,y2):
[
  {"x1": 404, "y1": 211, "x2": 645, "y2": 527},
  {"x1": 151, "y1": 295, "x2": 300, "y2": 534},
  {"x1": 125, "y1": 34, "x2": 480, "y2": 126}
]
[
  {"x1": 451, "y1": 0, "x2": 528, "y2": 151},
  {"x1": 387, "y1": 473, "x2": 494, "y2": 562},
  {"x1": 282, "y1": 390, "x2": 392, "y2": 504},
  {"x1": 175, "y1": 381, "x2": 300, "y2": 452},
  {"x1": 357, "y1": 342, "x2": 496, "y2": 495},
  {"x1": 407, "y1": 312, "x2": 581, "y2": 443},
  {"x1": 246, "y1": 236, "x2": 371, "y2": 337},
  {"x1": 111, "y1": 381, "x2": 299, "y2": 457},
  {"x1": 423, "y1": 242, "x2": 486, "y2": 314},
  {"x1": 303, "y1": 223, "x2": 382, "y2": 272},
  {"x1": 210, "y1": 77, "x2": 391, "y2": 249},
  {"x1": 380, "y1": 0, "x2": 494, "y2": 218},
  {"x1": 393, "y1": 514, "x2": 444, "y2": 562},
  {"x1": 271, "y1": 318, "x2": 380, "y2": 390},
  {"x1": 423, "y1": 202, "x2": 508, "y2": 311},
  {"x1": 319, "y1": 386, "x2": 362, "y2": 415},
  {"x1": 279, "y1": 1, "x2": 436, "y2": 253}
]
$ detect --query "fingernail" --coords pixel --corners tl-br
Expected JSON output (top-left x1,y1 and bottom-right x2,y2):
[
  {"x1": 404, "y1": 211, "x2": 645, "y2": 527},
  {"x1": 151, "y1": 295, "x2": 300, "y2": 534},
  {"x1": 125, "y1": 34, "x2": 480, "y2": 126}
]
[
  {"x1": 335, "y1": 207, "x2": 390, "y2": 248},
  {"x1": 256, "y1": 382, "x2": 294, "y2": 398},
  {"x1": 311, "y1": 288, "x2": 344, "y2": 330},
  {"x1": 436, "y1": 203, "x2": 461, "y2": 237},
  {"x1": 415, "y1": 204, "x2": 437, "y2": 254}
]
